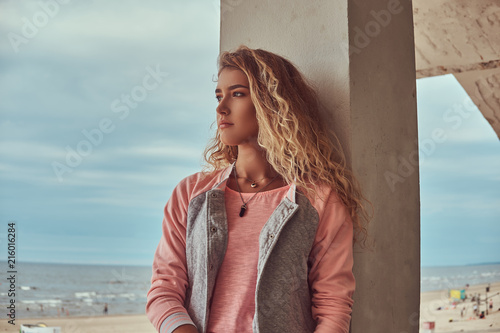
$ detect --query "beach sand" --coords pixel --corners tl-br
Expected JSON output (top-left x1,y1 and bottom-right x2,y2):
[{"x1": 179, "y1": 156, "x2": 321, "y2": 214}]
[
  {"x1": 3, "y1": 282, "x2": 499, "y2": 333},
  {"x1": 420, "y1": 281, "x2": 500, "y2": 332},
  {"x1": 1, "y1": 314, "x2": 156, "y2": 333}
]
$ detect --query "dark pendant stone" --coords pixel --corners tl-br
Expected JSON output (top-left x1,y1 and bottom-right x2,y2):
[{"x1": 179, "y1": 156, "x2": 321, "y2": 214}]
[
  {"x1": 239, "y1": 204, "x2": 247, "y2": 217},
  {"x1": 251, "y1": 183, "x2": 257, "y2": 188}
]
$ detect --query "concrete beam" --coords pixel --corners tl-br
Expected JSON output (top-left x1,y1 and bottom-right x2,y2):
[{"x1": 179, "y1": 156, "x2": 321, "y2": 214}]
[
  {"x1": 413, "y1": 0, "x2": 500, "y2": 77},
  {"x1": 413, "y1": 0, "x2": 500, "y2": 138},
  {"x1": 454, "y1": 68, "x2": 500, "y2": 139}
]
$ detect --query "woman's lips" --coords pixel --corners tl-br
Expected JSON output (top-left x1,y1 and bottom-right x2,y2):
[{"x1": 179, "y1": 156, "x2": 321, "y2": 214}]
[{"x1": 219, "y1": 123, "x2": 233, "y2": 129}]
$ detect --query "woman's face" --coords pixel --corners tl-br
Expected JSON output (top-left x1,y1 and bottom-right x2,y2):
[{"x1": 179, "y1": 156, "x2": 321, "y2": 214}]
[{"x1": 215, "y1": 68, "x2": 259, "y2": 147}]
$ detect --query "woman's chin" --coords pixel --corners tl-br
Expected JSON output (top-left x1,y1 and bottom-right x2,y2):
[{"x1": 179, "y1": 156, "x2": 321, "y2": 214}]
[{"x1": 220, "y1": 135, "x2": 259, "y2": 148}]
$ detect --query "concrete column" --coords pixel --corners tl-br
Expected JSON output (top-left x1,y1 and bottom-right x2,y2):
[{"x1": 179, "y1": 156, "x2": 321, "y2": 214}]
[
  {"x1": 219, "y1": 0, "x2": 420, "y2": 331},
  {"x1": 347, "y1": 1, "x2": 420, "y2": 332}
]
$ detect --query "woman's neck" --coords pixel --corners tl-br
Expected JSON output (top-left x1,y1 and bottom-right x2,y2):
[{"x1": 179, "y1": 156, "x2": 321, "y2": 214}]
[
  {"x1": 234, "y1": 143, "x2": 276, "y2": 180},
  {"x1": 226, "y1": 142, "x2": 288, "y2": 193}
]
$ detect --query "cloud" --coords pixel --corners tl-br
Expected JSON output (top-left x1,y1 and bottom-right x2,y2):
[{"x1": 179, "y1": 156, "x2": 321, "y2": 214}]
[
  {"x1": 0, "y1": 0, "x2": 219, "y2": 57},
  {"x1": 4, "y1": 232, "x2": 158, "y2": 265},
  {"x1": 417, "y1": 75, "x2": 500, "y2": 266},
  {"x1": 0, "y1": 0, "x2": 220, "y2": 264}
]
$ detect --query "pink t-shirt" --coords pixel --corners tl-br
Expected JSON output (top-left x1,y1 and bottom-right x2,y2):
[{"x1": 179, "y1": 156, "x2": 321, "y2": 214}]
[{"x1": 206, "y1": 184, "x2": 292, "y2": 333}]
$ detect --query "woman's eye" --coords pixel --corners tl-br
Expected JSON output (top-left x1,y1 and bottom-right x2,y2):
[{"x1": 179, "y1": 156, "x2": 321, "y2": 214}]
[
  {"x1": 233, "y1": 92, "x2": 244, "y2": 97},
  {"x1": 215, "y1": 95, "x2": 222, "y2": 102}
]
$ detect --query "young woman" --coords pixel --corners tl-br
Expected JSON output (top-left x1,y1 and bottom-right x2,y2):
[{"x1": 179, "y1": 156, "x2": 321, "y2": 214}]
[{"x1": 146, "y1": 45, "x2": 369, "y2": 333}]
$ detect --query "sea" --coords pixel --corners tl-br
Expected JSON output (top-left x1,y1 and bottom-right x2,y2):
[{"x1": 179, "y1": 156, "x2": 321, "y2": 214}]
[
  {"x1": 1, "y1": 262, "x2": 152, "y2": 319},
  {"x1": 421, "y1": 263, "x2": 500, "y2": 293},
  {"x1": 1, "y1": 262, "x2": 500, "y2": 319}
]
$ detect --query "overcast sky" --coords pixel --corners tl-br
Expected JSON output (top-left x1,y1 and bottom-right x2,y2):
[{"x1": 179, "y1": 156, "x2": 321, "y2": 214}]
[{"x1": 1, "y1": 1, "x2": 499, "y2": 267}]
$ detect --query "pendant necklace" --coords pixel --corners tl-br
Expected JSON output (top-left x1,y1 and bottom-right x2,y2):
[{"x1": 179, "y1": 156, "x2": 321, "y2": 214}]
[
  {"x1": 233, "y1": 165, "x2": 280, "y2": 217},
  {"x1": 236, "y1": 175, "x2": 267, "y2": 188}
]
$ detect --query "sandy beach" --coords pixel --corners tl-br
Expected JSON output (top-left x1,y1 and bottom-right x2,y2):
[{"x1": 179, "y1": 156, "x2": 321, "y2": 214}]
[
  {"x1": 420, "y1": 281, "x2": 500, "y2": 332},
  {"x1": 1, "y1": 314, "x2": 156, "y2": 333},
  {"x1": 3, "y1": 282, "x2": 499, "y2": 333}
]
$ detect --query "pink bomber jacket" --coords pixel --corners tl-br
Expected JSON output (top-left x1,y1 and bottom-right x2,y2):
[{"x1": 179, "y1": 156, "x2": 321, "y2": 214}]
[{"x1": 146, "y1": 162, "x2": 355, "y2": 333}]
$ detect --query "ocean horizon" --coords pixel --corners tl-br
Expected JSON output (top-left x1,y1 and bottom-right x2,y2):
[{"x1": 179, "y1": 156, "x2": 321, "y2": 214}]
[
  {"x1": 1, "y1": 261, "x2": 500, "y2": 318},
  {"x1": 1, "y1": 261, "x2": 151, "y2": 319}
]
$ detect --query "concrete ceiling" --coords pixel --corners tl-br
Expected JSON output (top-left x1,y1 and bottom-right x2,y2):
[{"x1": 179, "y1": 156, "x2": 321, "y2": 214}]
[{"x1": 413, "y1": 0, "x2": 500, "y2": 139}]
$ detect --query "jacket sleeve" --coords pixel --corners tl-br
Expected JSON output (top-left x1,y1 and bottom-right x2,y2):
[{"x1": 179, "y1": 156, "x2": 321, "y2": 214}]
[
  {"x1": 308, "y1": 190, "x2": 355, "y2": 333},
  {"x1": 146, "y1": 177, "x2": 197, "y2": 333}
]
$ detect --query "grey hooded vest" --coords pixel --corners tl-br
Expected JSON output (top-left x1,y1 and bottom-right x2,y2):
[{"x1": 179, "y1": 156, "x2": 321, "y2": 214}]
[{"x1": 183, "y1": 175, "x2": 320, "y2": 332}]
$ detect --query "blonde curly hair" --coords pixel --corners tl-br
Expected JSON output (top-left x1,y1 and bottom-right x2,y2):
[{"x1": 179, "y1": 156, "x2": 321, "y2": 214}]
[{"x1": 202, "y1": 45, "x2": 370, "y2": 245}]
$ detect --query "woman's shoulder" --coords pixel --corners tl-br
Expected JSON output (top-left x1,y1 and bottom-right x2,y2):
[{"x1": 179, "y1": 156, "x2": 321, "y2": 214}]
[
  {"x1": 298, "y1": 181, "x2": 342, "y2": 205},
  {"x1": 174, "y1": 167, "x2": 227, "y2": 201},
  {"x1": 298, "y1": 182, "x2": 347, "y2": 220},
  {"x1": 297, "y1": 183, "x2": 352, "y2": 241}
]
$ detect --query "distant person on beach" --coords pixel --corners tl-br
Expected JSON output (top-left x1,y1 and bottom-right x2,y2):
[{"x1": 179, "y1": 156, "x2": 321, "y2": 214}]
[
  {"x1": 104, "y1": 303, "x2": 108, "y2": 315},
  {"x1": 146, "y1": 46, "x2": 370, "y2": 333}
]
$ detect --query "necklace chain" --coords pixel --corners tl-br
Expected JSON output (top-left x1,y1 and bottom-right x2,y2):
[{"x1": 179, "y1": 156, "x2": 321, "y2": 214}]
[
  {"x1": 236, "y1": 175, "x2": 267, "y2": 188},
  {"x1": 233, "y1": 165, "x2": 280, "y2": 217}
]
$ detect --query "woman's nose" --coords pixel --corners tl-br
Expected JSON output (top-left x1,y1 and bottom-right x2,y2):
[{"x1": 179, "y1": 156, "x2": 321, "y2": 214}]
[{"x1": 216, "y1": 99, "x2": 229, "y2": 115}]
